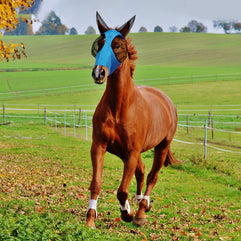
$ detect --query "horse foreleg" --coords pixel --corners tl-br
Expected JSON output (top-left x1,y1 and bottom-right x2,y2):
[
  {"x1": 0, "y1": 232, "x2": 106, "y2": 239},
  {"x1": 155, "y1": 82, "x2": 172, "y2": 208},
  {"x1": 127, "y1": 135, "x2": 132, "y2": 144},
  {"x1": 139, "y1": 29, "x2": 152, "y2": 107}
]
[
  {"x1": 86, "y1": 142, "x2": 106, "y2": 228},
  {"x1": 117, "y1": 152, "x2": 139, "y2": 222},
  {"x1": 134, "y1": 142, "x2": 169, "y2": 226},
  {"x1": 134, "y1": 155, "x2": 145, "y2": 203}
]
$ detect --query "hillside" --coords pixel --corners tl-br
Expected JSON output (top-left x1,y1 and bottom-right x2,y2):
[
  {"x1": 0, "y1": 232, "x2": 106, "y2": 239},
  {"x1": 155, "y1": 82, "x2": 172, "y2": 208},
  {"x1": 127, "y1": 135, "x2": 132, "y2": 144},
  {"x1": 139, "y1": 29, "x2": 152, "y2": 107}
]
[
  {"x1": 0, "y1": 33, "x2": 241, "y2": 96},
  {"x1": 1, "y1": 32, "x2": 241, "y2": 70}
]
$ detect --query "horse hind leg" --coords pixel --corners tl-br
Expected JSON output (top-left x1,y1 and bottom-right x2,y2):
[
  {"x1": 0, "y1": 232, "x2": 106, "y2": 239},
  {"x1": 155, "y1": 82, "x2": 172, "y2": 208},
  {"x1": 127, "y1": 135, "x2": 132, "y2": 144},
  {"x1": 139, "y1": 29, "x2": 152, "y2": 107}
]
[{"x1": 133, "y1": 140, "x2": 169, "y2": 226}]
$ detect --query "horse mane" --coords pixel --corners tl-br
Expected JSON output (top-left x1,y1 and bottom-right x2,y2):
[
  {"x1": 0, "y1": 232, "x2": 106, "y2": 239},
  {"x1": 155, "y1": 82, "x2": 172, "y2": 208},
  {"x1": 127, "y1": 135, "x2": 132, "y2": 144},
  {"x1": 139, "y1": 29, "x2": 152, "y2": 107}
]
[{"x1": 126, "y1": 37, "x2": 138, "y2": 78}]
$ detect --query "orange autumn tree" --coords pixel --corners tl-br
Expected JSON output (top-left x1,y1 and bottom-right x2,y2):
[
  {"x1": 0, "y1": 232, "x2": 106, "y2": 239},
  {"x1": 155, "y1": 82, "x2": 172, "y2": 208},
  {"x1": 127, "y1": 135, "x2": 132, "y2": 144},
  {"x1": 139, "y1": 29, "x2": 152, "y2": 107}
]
[{"x1": 0, "y1": 0, "x2": 35, "y2": 61}]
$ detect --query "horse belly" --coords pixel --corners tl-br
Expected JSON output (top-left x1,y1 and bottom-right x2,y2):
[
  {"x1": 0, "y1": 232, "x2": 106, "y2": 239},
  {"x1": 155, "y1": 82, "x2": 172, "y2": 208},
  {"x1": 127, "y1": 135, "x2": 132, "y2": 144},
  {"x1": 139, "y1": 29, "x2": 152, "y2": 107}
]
[
  {"x1": 141, "y1": 112, "x2": 169, "y2": 152},
  {"x1": 139, "y1": 86, "x2": 177, "y2": 152}
]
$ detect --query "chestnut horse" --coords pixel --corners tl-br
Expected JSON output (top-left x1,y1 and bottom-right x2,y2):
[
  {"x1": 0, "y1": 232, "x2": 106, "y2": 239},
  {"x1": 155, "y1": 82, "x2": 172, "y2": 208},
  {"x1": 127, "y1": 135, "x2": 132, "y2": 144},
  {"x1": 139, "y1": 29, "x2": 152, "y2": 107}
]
[{"x1": 86, "y1": 12, "x2": 179, "y2": 228}]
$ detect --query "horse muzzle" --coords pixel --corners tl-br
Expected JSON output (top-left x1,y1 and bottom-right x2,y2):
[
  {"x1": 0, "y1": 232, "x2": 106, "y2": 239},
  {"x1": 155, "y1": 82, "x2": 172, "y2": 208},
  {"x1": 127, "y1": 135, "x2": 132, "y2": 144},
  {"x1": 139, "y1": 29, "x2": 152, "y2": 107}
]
[{"x1": 92, "y1": 66, "x2": 109, "y2": 84}]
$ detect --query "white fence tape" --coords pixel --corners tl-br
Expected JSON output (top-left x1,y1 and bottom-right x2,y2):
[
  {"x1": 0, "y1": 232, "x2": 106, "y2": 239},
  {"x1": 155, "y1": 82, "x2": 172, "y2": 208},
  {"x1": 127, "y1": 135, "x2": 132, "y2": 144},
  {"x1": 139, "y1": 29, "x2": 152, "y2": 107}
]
[
  {"x1": 173, "y1": 138, "x2": 241, "y2": 154},
  {"x1": 207, "y1": 144, "x2": 241, "y2": 154},
  {"x1": 206, "y1": 126, "x2": 241, "y2": 134},
  {"x1": 173, "y1": 138, "x2": 203, "y2": 145}
]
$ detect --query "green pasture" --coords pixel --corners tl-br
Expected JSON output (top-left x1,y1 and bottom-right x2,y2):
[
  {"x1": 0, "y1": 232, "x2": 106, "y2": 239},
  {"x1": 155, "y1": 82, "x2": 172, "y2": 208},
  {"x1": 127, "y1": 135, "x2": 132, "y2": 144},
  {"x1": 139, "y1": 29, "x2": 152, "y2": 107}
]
[
  {"x1": 0, "y1": 32, "x2": 240, "y2": 240},
  {"x1": 0, "y1": 123, "x2": 240, "y2": 240},
  {"x1": 1, "y1": 32, "x2": 241, "y2": 97},
  {"x1": 1, "y1": 32, "x2": 241, "y2": 70}
]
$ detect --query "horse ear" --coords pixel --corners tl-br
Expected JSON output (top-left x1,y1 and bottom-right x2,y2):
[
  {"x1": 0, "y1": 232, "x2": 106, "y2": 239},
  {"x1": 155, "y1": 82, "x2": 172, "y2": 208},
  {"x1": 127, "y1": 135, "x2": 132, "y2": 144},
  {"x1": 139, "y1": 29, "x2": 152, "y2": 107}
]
[
  {"x1": 117, "y1": 15, "x2": 136, "y2": 37},
  {"x1": 96, "y1": 11, "x2": 109, "y2": 34}
]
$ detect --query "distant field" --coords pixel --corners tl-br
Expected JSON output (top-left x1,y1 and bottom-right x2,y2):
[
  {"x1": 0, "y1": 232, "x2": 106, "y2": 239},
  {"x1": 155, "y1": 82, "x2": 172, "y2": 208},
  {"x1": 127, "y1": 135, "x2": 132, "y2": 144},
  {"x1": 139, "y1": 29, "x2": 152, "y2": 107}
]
[
  {"x1": 1, "y1": 33, "x2": 241, "y2": 97},
  {"x1": 2, "y1": 32, "x2": 241, "y2": 69}
]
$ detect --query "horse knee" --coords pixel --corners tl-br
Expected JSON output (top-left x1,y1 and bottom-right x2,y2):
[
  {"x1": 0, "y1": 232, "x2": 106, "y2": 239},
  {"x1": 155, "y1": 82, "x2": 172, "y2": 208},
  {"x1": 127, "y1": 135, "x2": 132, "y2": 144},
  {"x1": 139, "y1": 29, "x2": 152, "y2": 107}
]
[{"x1": 90, "y1": 179, "x2": 102, "y2": 196}]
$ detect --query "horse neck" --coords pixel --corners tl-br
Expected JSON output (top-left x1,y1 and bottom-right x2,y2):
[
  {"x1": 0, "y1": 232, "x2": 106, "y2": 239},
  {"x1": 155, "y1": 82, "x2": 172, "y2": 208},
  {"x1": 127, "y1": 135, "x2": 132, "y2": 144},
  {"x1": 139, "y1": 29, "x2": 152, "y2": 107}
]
[{"x1": 105, "y1": 59, "x2": 135, "y2": 115}]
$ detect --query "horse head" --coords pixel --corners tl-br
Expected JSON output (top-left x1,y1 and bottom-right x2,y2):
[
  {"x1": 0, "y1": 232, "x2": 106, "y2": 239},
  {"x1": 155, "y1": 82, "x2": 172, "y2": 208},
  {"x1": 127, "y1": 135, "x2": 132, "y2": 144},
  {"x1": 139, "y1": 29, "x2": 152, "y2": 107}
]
[{"x1": 91, "y1": 12, "x2": 135, "y2": 84}]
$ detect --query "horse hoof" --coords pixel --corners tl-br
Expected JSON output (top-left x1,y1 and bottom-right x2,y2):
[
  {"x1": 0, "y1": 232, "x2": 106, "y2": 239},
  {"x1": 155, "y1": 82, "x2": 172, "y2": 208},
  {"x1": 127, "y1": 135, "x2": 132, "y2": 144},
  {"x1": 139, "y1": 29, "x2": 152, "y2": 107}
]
[
  {"x1": 133, "y1": 217, "x2": 146, "y2": 226},
  {"x1": 85, "y1": 222, "x2": 96, "y2": 229},
  {"x1": 121, "y1": 210, "x2": 133, "y2": 222}
]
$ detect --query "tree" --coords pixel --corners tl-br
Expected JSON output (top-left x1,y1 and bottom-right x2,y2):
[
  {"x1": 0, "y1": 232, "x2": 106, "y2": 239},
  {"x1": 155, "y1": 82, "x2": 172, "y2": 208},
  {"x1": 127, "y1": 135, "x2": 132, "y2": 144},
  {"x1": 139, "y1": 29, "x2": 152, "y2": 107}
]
[
  {"x1": 180, "y1": 20, "x2": 207, "y2": 33},
  {"x1": 139, "y1": 26, "x2": 147, "y2": 33},
  {"x1": 20, "y1": 0, "x2": 42, "y2": 14},
  {"x1": 4, "y1": 15, "x2": 33, "y2": 36},
  {"x1": 85, "y1": 26, "x2": 96, "y2": 35},
  {"x1": 213, "y1": 20, "x2": 232, "y2": 34},
  {"x1": 187, "y1": 20, "x2": 207, "y2": 33},
  {"x1": 36, "y1": 11, "x2": 67, "y2": 35},
  {"x1": 69, "y1": 27, "x2": 78, "y2": 35},
  {"x1": 154, "y1": 26, "x2": 163, "y2": 32},
  {"x1": 169, "y1": 26, "x2": 178, "y2": 32},
  {"x1": 180, "y1": 26, "x2": 191, "y2": 33},
  {"x1": 232, "y1": 22, "x2": 241, "y2": 33},
  {"x1": 0, "y1": 0, "x2": 34, "y2": 62}
]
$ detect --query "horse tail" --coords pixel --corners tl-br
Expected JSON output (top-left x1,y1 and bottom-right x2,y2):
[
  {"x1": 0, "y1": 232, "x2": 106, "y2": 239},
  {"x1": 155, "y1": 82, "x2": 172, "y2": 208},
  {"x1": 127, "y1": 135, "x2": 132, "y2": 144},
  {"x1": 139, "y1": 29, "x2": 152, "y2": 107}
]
[{"x1": 164, "y1": 149, "x2": 181, "y2": 167}]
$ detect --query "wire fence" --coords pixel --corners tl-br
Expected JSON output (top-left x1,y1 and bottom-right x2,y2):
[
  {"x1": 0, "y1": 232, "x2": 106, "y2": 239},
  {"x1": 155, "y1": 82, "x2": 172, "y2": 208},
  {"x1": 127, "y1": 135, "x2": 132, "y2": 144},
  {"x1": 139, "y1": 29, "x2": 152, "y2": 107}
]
[
  {"x1": 1, "y1": 72, "x2": 241, "y2": 100},
  {"x1": 1, "y1": 104, "x2": 241, "y2": 158}
]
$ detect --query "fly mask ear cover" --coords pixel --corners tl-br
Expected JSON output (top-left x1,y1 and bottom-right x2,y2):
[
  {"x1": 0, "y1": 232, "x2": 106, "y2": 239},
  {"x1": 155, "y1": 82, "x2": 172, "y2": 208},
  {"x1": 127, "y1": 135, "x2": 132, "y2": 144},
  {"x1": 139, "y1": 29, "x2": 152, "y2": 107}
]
[{"x1": 94, "y1": 29, "x2": 126, "y2": 75}]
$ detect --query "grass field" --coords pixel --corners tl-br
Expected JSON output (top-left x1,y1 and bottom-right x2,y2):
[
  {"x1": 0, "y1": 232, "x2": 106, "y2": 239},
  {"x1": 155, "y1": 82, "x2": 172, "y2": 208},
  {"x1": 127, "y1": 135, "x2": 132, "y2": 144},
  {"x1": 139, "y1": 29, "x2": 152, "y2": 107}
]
[
  {"x1": 0, "y1": 124, "x2": 240, "y2": 240},
  {"x1": 1, "y1": 32, "x2": 241, "y2": 96},
  {"x1": 0, "y1": 32, "x2": 240, "y2": 240}
]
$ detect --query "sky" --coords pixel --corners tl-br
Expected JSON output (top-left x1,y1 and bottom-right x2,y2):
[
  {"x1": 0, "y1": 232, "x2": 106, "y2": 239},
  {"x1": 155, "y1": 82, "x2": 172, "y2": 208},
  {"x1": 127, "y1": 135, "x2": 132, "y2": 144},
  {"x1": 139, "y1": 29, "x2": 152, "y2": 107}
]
[{"x1": 35, "y1": 0, "x2": 241, "y2": 34}]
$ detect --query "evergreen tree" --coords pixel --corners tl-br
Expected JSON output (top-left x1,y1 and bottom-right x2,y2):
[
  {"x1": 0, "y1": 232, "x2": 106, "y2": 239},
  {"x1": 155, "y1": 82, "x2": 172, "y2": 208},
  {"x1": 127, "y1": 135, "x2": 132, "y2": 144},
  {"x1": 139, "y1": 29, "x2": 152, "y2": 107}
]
[
  {"x1": 154, "y1": 26, "x2": 163, "y2": 32},
  {"x1": 70, "y1": 27, "x2": 78, "y2": 35},
  {"x1": 85, "y1": 26, "x2": 96, "y2": 35},
  {"x1": 139, "y1": 26, "x2": 147, "y2": 33}
]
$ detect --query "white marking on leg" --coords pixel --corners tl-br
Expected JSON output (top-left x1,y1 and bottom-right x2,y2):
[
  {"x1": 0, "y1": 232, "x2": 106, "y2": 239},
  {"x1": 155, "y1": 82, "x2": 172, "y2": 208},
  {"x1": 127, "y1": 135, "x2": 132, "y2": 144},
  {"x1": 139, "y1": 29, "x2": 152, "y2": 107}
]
[
  {"x1": 134, "y1": 192, "x2": 143, "y2": 204},
  {"x1": 120, "y1": 200, "x2": 131, "y2": 214},
  {"x1": 86, "y1": 196, "x2": 98, "y2": 218},
  {"x1": 143, "y1": 195, "x2": 150, "y2": 208}
]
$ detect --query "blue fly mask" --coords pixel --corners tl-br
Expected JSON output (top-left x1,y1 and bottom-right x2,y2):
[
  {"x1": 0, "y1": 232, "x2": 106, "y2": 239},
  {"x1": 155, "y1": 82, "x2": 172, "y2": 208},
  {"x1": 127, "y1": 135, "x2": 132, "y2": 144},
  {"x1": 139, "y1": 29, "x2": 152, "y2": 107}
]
[{"x1": 91, "y1": 29, "x2": 128, "y2": 75}]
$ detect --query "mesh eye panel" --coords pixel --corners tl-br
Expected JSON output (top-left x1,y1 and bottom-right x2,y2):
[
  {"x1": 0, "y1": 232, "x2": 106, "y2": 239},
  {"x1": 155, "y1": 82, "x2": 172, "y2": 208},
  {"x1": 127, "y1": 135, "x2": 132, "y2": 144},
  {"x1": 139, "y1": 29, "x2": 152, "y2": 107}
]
[
  {"x1": 113, "y1": 40, "x2": 128, "y2": 63},
  {"x1": 91, "y1": 35, "x2": 105, "y2": 57},
  {"x1": 91, "y1": 33, "x2": 127, "y2": 63}
]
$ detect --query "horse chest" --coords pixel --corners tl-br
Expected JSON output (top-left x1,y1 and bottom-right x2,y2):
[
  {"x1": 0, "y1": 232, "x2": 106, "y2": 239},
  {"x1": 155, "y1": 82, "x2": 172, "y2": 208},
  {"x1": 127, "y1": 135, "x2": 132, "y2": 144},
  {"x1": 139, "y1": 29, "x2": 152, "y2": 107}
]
[{"x1": 100, "y1": 118, "x2": 136, "y2": 159}]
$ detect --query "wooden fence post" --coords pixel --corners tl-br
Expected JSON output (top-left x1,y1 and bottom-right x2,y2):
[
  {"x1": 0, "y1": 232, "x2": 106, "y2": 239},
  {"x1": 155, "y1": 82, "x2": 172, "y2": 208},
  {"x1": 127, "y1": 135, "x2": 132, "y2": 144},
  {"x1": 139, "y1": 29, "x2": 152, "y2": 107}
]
[
  {"x1": 44, "y1": 107, "x2": 47, "y2": 125},
  {"x1": 64, "y1": 111, "x2": 66, "y2": 135},
  {"x1": 186, "y1": 115, "x2": 189, "y2": 134},
  {"x1": 208, "y1": 111, "x2": 212, "y2": 127},
  {"x1": 78, "y1": 108, "x2": 81, "y2": 127},
  {"x1": 85, "y1": 111, "x2": 88, "y2": 141},
  {"x1": 73, "y1": 112, "x2": 76, "y2": 137},
  {"x1": 211, "y1": 119, "x2": 214, "y2": 139},
  {"x1": 204, "y1": 120, "x2": 207, "y2": 159},
  {"x1": 55, "y1": 112, "x2": 57, "y2": 131},
  {"x1": 3, "y1": 104, "x2": 5, "y2": 124}
]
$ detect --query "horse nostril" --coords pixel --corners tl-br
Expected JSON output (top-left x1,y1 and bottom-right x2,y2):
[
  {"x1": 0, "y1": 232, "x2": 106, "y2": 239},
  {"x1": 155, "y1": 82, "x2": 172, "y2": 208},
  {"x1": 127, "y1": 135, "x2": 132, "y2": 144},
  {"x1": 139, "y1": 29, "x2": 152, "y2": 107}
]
[{"x1": 100, "y1": 68, "x2": 105, "y2": 79}]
